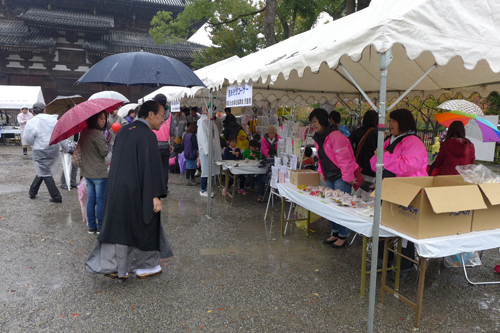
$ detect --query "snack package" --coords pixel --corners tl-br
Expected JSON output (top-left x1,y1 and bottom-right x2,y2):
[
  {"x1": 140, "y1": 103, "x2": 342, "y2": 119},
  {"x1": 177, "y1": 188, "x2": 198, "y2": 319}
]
[{"x1": 456, "y1": 164, "x2": 500, "y2": 184}]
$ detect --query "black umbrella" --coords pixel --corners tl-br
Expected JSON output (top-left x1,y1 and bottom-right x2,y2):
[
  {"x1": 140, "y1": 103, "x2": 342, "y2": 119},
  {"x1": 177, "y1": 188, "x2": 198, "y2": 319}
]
[
  {"x1": 46, "y1": 95, "x2": 86, "y2": 118},
  {"x1": 76, "y1": 52, "x2": 205, "y2": 88}
]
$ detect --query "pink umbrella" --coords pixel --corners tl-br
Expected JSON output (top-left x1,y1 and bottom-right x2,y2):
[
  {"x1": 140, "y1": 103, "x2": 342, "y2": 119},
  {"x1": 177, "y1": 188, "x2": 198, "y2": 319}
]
[{"x1": 49, "y1": 98, "x2": 124, "y2": 145}]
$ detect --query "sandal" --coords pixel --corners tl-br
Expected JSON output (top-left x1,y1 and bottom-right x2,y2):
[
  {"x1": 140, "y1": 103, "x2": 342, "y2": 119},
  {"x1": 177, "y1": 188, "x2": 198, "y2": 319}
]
[
  {"x1": 104, "y1": 272, "x2": 128, "y2": 280},
  {"x1": 137, "y1": 267, "x2": 163, "y2": 279}
]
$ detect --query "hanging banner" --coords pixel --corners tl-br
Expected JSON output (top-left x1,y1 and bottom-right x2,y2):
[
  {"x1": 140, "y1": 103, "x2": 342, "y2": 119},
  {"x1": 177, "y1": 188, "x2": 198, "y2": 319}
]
[
  {"x1": 226, "y1": 83, "x2": 252, "y2": 107},
  {"x1": 171, "y1": 101, "x2": 180, "y2": 112}
]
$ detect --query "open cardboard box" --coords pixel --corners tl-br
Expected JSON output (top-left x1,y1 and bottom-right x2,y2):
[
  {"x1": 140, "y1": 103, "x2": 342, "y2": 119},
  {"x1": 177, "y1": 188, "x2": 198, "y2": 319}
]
[
  {"x1": 424, "y1": 175, "x2": 500, "y2": 231},
  {"x1": 472, "y1": 183, "x2": 500, "y2": 231},
  {"x1": 289, "y1": 169, "x2": 319, "y2": 186},
  {"x1": 378, "y1": 176, "x2": 487, "y2": 239}
]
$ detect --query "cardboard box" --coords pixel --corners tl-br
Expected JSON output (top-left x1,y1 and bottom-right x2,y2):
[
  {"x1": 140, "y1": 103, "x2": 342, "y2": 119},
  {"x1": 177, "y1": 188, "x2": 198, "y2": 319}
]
[
  {"x1": 379, "y1": 176, "x2": 487, "y2": 239},
  {"x1": 472, "y1": 183, "x2": 500, "y2": 231},
  {"x1": 289, "y1": 169, "x2": 319, "y2": 186},
  {"x1": 423, "y1": 176, "x2": 500, "y2": 231}
]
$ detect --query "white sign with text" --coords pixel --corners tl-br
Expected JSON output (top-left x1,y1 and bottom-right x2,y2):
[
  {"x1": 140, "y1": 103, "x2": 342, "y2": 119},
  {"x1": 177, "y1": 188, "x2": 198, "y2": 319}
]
[
  {"x1": 226, "y1": 83, "x2": 252, "y2": 107},
  {"x1": 171, "y1": 101, "x2": 180, "y2": 112}
]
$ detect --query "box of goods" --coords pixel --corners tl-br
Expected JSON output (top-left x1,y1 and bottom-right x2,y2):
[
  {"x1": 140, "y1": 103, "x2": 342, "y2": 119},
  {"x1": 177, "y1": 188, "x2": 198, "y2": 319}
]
[
  {"x1": 471, "y1": 182, "x2": 500, "y2": 231},
  {"x1": 426, "y1": 176, "x2": 500, "y2": 231},
  {"x1": 379, "y1": 176, "x2": 486, "y2": 239},
  {"x1": 290, "y1": 169, "x2": 319, "y2": 186}
]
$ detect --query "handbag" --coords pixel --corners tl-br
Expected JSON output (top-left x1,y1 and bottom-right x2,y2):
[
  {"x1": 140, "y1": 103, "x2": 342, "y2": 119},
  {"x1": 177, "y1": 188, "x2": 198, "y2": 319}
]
[{"x1": 71, "y1": 142, "x2": 83, "y2": 168}]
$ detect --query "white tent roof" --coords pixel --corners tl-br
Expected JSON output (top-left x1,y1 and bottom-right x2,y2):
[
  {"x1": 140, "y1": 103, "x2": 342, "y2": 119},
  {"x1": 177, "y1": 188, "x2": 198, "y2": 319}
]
[
  {"x1": 225, "y1": 0, "x2": 500, "y2": 101},
  {"x1": 0, "y1": 85, "x2": 45, "y2": 109}
]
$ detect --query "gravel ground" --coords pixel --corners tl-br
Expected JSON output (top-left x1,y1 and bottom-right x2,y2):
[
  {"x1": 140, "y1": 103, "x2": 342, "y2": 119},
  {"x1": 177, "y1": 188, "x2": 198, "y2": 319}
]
[{"x1": 1, "y1": 145, "x2": 500, "y2": 332}]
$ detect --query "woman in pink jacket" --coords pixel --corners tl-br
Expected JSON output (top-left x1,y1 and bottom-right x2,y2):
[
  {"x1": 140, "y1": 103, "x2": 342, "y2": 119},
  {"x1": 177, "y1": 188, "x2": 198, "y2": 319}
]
[
  {"x1": 310, "y1": 108, "x2": 359, "y2": 248},
  {"x1": 370, "y1": 108, "x2": 428, "y2": 281}
]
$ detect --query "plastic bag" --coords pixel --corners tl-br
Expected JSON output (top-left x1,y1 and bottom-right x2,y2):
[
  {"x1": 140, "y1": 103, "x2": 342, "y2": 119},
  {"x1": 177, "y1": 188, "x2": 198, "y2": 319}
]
[
  {"x1": 293, "y1": 205, "x2": 321, "y2": 230},
  {"x1": 444, "y1": 252, "x2": 482, "y2": 268},
  {"x1": 456, "y1": 164, "x2": 500, "y2": 184}
]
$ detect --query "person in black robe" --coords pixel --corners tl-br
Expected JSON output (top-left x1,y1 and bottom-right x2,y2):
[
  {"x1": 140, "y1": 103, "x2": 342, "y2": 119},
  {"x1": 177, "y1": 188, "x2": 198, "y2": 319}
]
[{"x1": 85, "y1": 101, "x2": 173, "y2": 280}]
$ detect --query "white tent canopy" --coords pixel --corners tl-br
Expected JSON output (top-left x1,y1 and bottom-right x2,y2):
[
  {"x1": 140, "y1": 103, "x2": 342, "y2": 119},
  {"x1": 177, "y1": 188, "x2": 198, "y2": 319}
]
[
  {"x1": 0, "y1": 85, "x2": 45, "y2": 109},
  {"x1": 142, "y1": 55, "x2": 344, "y2": 108},
  {"x1": 225, "y1": 0, "x2": 500, "y2": 102}
]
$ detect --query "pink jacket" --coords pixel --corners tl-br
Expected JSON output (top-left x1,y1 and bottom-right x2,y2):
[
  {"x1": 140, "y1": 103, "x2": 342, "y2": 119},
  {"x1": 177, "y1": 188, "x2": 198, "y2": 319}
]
[
  {"x1": 261, "y1": 133, "x2": 281, "y2": 157},
  {"x1": 370, "y1": 135, "x2": 428, "y2": 177},
  {"x1": 153, "y1": 115, "x2": 172, "y2": 143},
  {"x1": 315, "y1": 131, "x2": 359, "y2": 183}
]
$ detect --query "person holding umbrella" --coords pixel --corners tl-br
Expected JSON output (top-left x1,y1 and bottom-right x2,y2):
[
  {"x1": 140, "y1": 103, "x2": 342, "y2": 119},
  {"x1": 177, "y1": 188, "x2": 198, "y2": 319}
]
[
  {"x1": 17, "y1": 106, "x2": 34, "y2": 155},
  {"x1": 24, "y1": 102, "x2": 69, "y2": 202},
  {"x1": 86, "y1": 100, "x2": 172, "y2": 279},
  {"x1": 80, "y1": 111, "x2": 109, "y2": 234}
]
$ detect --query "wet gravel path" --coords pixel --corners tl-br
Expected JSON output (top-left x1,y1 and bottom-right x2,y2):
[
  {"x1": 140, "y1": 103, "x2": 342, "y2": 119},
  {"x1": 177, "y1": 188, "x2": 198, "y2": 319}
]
[{"x1": 1, "y1": 145, "x2": 500, "y2": 332}]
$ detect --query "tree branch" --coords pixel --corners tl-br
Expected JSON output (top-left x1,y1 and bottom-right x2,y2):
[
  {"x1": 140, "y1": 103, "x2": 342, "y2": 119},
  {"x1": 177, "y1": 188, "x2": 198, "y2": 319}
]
[{"x1": 211, "y1": 7, "x2": 266, "y2": 27}]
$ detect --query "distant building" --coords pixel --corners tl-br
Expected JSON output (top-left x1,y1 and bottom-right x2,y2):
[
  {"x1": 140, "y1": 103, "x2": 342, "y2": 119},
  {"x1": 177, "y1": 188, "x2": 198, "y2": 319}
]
[{"x1": 0, "y1": 0, "x2": 205, "y2": 105}]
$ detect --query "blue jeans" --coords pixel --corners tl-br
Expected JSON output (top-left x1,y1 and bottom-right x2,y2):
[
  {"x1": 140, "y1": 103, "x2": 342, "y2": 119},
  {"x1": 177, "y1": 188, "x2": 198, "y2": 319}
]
[
  {"x1": 326, "y1": 178, "x2": 352, "y2": 238},
  {"x1": 86, "y1": 178, "x2": 107, "y2": 230},
  {"x1": 248, "y1": 174, "x2": 268, "y2": 197}
]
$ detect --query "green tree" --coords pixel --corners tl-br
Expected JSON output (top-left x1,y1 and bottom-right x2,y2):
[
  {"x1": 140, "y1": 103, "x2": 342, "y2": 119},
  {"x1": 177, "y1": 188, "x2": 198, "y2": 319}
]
[{"x1": 150, "y1": 0, "x2": 370, "y2": 68}]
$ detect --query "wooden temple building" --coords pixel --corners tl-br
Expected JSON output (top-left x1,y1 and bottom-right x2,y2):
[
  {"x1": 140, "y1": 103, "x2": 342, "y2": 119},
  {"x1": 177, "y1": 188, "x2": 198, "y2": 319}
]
[{"x1": 0, "y1": 0, "x2": 205, "y2": 104}]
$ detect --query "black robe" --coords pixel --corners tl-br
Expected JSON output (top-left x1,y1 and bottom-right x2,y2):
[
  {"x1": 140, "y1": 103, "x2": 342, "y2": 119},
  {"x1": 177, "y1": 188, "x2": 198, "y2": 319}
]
[{"x1": 98, "y1": 120, "x2": 167, "y2": 252}]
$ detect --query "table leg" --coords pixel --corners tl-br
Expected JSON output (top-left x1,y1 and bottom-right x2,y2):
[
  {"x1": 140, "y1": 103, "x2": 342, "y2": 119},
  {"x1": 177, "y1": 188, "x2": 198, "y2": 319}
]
[
  {"x1": 231, "y1": 173, "x2": 236, "y2": 207},
  {"x1": 360, "y1": 236, "x2": 368, "y2": 297},
  {"x1": 281, "y1": 197, "x2": 285, "y2": 238},
  {"x1": 306, "y1": 209, "x2": 310, "y2": 236},
  {"x1": 394, "y1": 240, "x2": 402, "y2": 291},
  {"x1": 224, "y1": 170, "x2": 229, "y2": 202},
  {"x1": 414, "y1": 257, "x2": 427, "y2": 328},
  {"x1": 379, "y1": 238, "x2": 390, "y2": 304}
]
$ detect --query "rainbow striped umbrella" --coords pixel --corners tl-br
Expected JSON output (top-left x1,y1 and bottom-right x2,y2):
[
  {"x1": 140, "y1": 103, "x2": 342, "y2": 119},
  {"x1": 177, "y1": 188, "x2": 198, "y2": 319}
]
[{"x1": 434, "y1": 110, "x2": 500, "y2": 142}]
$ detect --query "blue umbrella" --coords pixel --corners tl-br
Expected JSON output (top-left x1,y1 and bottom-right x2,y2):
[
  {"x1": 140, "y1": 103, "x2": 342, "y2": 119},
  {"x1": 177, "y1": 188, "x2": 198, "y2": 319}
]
[{"x1": 76, "y1": 51, "x2": 205, "y2": 88}]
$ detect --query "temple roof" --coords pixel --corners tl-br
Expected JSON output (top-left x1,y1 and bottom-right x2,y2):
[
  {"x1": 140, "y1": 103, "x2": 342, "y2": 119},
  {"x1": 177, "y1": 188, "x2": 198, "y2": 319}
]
[
  {"x1": 83, "y1": 30, "x2": 205, "y2": 60},
  {"x1": 0, "y1": 20, "x2": 56, "y2": 51},
  {"x1": 19, "y1": 7, "x2": 114, "y2": 32},
  {"x1": 100, "y1": 0, "x2": 186, "y2": 8}
]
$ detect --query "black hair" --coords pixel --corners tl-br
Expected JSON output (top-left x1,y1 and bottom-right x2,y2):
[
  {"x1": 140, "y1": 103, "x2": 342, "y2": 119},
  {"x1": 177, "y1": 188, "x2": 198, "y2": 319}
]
[
  {"x1": 138, "y1": 101, "x2": 161, "y2": 119},
  {"x1": 225, "y1": 114, "x2": 236, "y2": 124},
  {"x1": 253, "y1": 133, "x2": 261, "y2": 141},
  {"x1": 224, "y1": 107, "x2": 232, "y2": 113},
  {"x1": 153, "y1": 94, "x2": 167, "y2": 107},
  {"x1": 389, "y1": 108, "x2": 417, "y2": 133},
  {"x1": 329, "y1": 110, "x2": 341, "y2": 124},
  {"x1": 304, "y1": 146, "x2": 312, "y2": 157},
  {"x1": 127, "y1": 109, "x2": 136, "y2": 117},
  {"x1": 86, "y1": 110, "x2": 107, "y2": 131},
  {"x1": 249, "y1": 139, "x2": 259, "y2": 147},
  {"x1": 308, "y1": 108, "x2": 329, "y2": 128},
  {"x1": 228, "y1": 135, "x2": 237, "y2": 142},
  {"x1": 190, "y1": 107, "x2": 198, "y2": 113},
  {"x1": 362, "y1": 110, "x2": 378, "y2": 130},
  {"x1": 446, "y1": 120, "x2": 466, "y2": 140}
]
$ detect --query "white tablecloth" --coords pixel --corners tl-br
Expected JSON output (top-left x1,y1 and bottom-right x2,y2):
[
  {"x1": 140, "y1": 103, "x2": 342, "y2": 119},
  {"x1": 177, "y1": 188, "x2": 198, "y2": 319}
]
[
  {"x1": 278, "y1": 182, "x2": 500, "y2": 258},
  {"x1": 278, "y1": 182, "x2": 396, "y2": 238},
  {"x1": 216, "y1": 160, "x2": 267, "y2": 175}
]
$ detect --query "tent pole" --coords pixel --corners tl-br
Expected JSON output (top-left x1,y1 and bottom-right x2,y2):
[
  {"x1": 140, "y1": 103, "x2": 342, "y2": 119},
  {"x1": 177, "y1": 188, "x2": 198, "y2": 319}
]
[
  {"x1": 367, "y1": 48, "x2": 393, "y2": 333},
  {"x1": 340, "y1": 63, "x2": 378, "y2": 112},
  {"x1": 387, "y1": 63, "x2": 437, "y2": 112},
  {"x1": 207, "y1": 89, "x2": 213, "y2": 218}
]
